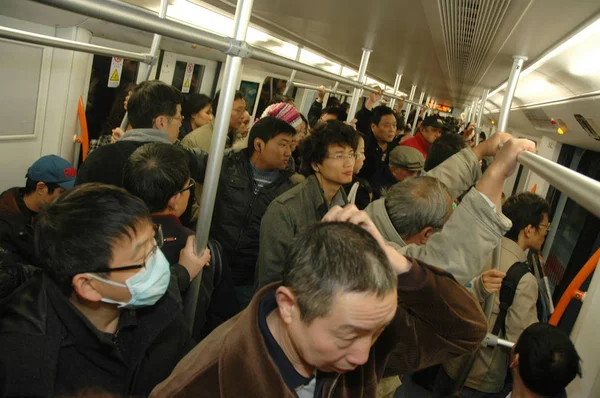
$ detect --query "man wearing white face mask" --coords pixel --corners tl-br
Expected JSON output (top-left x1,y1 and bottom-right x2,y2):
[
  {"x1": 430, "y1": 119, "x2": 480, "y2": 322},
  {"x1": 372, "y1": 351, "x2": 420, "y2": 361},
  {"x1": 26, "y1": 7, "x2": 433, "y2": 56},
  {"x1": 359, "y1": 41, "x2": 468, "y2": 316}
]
[{"x1": 0, "y1": 183, "x2": 198, "y2": 397}]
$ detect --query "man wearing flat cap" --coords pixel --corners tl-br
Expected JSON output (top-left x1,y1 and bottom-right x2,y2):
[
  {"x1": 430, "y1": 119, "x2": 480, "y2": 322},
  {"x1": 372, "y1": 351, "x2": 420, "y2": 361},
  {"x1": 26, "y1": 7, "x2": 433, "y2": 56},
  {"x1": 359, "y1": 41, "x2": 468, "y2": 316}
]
[{"x1": 371, "y1": 146, "x2": 425, "y2": 199}]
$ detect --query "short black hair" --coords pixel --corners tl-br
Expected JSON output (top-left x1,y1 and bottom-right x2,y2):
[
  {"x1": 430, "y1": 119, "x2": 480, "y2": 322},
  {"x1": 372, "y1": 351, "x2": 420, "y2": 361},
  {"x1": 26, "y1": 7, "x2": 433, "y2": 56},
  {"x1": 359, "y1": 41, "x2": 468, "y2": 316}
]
[
  {"x1": 515, "y1": 323, "x2": 581, "y2": 396},
  {"x1": 246, "y1": 117, "x2": 296, "y2": 157},
  {"x1": 127, "y1": 80, "x2": 183, "y2": 129},
  {"x1": 282, "y1": 222, "x2": 396, "y2": 323},
  {"x1": 371, "y1": 105, "x2": 395, "y2": 126},
  {"x1": 339, "y1": 102, "x2": 350, "y2": 112},
  {"x1": 503, "y1": 192, "x2": 551, "y2": 241},
  {"x1": 35, "y1": 183, "x2": 152, "y2": 296},
  {"x1": 300, "y1": 120, "x2": 358, "y2": 176},
  {"x1": 212, "y1": 90, "x2": 244, "y2": 117},
  {"x1": 23, "y1": 178, "x2": 61, "y2": 195},
  {"x1": 123, "y1": 143, "x2": 190, "y2": 213},
  {"x1": 182, "y1": 93, "x2": 212, "y2": 120},
  {"x1": 326, "y1": 96, "x2": 340, "y2": 108},
  {"x1": 321, "y1": 106, "x2": 346, "y2": 121},
  {"x1": 424, "y1": 133, "x2": 468, "y2": 171}
]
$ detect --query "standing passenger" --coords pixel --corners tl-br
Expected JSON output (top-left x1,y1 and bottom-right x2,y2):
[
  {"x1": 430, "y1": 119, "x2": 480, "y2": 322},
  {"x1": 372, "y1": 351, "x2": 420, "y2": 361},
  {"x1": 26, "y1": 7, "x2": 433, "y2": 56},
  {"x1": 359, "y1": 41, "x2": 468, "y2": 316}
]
[
  {"x1": 179, "y1": 93, "x2": 213, "y2": 140},
  {"x1": 0, "y1": 184, "x2": 197, "y2": 396},
  {"x1": 343, "y1": 133, "x2": 373, "y2": 209},
  {"x1": 181, "y1": 91, "x2": 246, "y2": 152},
  {"x1": 151, "y1": 210, "x2": 488, "y2": 397},
  {"x1": 400, "y1": 115, "x2": 444, "y2": 158},
  {"x1": 256, "y1": 120, "x2": 358, "y2": 289},
  {"x1": 370, "y1": 145, "x2": 424, "y2": 199},
  {"x1": 442, "y1": 192, "x2": 551, "y2": 397}
]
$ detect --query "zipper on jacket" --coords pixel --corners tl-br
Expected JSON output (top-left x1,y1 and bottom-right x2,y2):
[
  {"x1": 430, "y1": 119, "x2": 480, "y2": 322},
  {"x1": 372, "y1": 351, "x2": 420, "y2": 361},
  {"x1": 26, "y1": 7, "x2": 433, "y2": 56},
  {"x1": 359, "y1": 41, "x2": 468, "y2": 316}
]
[{"x1": 327, "y1": 375, "x2": 340, "y2": 398}]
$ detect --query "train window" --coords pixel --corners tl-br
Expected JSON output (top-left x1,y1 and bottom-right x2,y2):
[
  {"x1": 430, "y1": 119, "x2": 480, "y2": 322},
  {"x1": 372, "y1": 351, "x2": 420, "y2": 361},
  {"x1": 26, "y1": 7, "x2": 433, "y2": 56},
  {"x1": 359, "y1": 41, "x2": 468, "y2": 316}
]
[
  {"x1": 239, "y1": 80, "x2": 260, "y2": 117},
  {"x1": 172, "y1": 61, "x2": 205, "y2": 99},
  {"x1": 255, "y1": 76, "x2": 296, "y2": 117},
  {"x1": 85, "y1": 55, "x2": 139, "y2": 140}
]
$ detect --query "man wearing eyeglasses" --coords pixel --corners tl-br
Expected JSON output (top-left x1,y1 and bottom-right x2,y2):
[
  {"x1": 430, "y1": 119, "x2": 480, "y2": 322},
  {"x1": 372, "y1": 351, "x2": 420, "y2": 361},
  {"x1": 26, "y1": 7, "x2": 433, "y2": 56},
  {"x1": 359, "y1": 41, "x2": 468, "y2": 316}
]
[
  {"x1": 442, "y1": 192, "x2": 552, "y2": 397},
  {"x1": 124, "y1": 143, "x2": 238, "y2": 339},
  {"x1": 77, "y1": 80, "x2": 185, "y2": 188},
  {"x1": 0, "y1": 184, "x2": 198, "y2": 397},
  {"x1": 256, "y1": 120, "x2": 359, "y2": 289}
]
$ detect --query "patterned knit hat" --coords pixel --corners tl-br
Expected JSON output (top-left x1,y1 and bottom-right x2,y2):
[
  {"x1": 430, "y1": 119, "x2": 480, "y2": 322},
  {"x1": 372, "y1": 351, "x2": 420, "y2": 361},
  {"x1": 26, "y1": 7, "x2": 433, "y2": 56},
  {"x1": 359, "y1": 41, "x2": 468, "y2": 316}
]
[{"x1": 260, "y1": 102, "x2": 302, "y2": 129}]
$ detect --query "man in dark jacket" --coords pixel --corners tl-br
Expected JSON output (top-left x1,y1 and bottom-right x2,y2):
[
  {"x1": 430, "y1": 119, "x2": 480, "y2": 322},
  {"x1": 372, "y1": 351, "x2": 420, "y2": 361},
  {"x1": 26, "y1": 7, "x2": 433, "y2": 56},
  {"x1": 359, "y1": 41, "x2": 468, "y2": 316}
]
[
  {"x1": 0, "y1": 183, "x2": 197, "y2": 397},
  {"x1": 0, "y1": 154, "x2": 76, "y2": 299},
  {"x1": 356, "y1": 105, "x2": 400, "y2": 188},
  {"x1": 123, "y1": 142, "x2": 238, "y2": 339},
  {"x1": 150, "y1": 207, "x2": 487, "y2": 398},
  {"x1": 76, "y1": 80, "x2": 184, "y2": 187},
  {"x1": 209, "y1": 117, "x2": 302, "y2": 308}
]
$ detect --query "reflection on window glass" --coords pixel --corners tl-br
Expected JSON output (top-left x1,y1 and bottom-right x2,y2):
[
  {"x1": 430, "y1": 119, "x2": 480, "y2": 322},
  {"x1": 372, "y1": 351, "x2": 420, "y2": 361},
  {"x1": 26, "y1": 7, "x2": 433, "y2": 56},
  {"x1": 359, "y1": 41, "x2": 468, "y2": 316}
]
[{"x1": 173, "y1": 61, "x2": 205, "y2": 100}]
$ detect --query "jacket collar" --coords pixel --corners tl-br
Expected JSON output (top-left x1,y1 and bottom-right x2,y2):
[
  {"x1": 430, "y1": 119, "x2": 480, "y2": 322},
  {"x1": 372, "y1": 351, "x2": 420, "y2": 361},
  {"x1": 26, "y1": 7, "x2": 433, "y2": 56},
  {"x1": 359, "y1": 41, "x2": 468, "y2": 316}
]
[
  {"x1": 304, "y1": 175, "x2": 349, "y2": 219},
  {"x1": 365, "y1": 198, "x2": 407, "y2": 247},
  {"x1": 218, "y1": 283, "x2": 298, "y2": 397},
  {"x1": 502, "y1": 237, "x2": 528, "y2": 263},
  {"x1": 120, "y1": 129, "x2": 172, "y2": 144},
  {"x1": 0, "y1": 187, "x2": 34, "y2": 232}
]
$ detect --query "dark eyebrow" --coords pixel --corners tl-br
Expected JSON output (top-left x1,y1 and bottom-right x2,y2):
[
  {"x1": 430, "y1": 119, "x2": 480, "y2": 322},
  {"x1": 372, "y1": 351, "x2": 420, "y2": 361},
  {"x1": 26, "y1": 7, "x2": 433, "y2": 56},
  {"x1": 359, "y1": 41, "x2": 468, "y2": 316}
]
[{"x1": 132, "y1": 237, "x2": 152, "y2": 260}]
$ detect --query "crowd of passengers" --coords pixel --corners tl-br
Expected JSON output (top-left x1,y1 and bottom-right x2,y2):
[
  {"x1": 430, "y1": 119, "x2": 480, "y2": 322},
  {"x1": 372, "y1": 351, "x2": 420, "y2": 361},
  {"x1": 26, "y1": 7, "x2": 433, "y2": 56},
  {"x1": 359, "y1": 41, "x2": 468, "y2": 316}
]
[{"x1": 0, "y1": 81, "x2": 581, "y2": 398}]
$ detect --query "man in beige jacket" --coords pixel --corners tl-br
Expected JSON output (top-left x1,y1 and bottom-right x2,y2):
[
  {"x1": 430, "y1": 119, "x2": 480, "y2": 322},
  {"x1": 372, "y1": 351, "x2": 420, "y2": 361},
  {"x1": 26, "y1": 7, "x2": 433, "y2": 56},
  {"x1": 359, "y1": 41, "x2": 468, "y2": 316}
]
[{"x1": 441, "y1": 191, "x2": 551, "y2": 397}]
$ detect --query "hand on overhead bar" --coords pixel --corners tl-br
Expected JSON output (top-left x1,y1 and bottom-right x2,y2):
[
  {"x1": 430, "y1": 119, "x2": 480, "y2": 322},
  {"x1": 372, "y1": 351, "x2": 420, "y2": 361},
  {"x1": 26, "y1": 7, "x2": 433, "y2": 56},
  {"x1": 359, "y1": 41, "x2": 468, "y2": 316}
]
[
  {"x1": 366, "y1": 86, "x2": 383, "y2": 110},
  {"x1": 317, "y1": 85, "x2": 326, "y2": 102}
]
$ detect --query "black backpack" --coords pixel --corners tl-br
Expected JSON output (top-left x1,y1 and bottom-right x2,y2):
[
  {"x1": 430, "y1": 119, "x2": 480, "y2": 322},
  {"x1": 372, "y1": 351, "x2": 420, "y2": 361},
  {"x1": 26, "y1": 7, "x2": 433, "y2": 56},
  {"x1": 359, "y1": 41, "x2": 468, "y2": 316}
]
[{"x1": 492, "y1": 261, "x2": 535, "y2": 337}]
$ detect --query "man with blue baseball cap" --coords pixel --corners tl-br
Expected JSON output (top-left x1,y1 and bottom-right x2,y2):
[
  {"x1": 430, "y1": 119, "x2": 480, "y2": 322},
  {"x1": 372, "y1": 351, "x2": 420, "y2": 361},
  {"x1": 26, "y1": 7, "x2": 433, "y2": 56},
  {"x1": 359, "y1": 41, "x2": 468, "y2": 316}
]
[{"x1": 0, "y1": 154, "x2": 76, "y2": 299}]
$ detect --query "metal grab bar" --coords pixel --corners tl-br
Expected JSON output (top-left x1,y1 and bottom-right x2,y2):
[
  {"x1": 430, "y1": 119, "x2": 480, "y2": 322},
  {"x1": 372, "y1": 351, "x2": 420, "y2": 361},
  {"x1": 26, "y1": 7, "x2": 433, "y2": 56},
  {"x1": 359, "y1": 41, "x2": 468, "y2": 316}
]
[
  {"x1": 0, "y1": 25, "x2": 152, "y2": 63},
  {"x1": 517, "y1": 151, "x2": 600, "y2": 218},
  {"x1": 549, "y1": 249, "x2": 600, "y2": 326}
]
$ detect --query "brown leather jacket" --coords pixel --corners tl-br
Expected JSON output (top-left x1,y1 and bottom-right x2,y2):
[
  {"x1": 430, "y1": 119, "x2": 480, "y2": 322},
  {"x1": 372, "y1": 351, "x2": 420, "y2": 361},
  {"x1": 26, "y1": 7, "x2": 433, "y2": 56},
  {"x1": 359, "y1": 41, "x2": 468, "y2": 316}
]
[{"x1": 151, "y1": 259, "x2": 487, "y2": 397}]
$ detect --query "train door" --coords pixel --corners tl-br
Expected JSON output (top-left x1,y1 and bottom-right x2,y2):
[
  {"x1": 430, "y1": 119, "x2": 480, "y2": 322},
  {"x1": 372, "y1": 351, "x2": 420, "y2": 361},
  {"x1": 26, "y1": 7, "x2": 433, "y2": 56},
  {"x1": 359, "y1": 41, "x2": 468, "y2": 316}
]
[
  {"x1": 544, "y1": 149, "x2": 600, "y2": 333},
  {"x1": 157, "y1": 51, "x2": 220, "y2": 98}
]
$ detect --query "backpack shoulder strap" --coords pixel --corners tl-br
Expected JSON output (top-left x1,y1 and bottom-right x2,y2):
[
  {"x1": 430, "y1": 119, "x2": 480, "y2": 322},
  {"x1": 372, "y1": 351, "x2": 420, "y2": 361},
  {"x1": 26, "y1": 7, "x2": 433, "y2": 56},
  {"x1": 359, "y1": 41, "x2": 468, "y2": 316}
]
[{"x1": 492, "y1": 262, "x2": 531, "y2": 336}]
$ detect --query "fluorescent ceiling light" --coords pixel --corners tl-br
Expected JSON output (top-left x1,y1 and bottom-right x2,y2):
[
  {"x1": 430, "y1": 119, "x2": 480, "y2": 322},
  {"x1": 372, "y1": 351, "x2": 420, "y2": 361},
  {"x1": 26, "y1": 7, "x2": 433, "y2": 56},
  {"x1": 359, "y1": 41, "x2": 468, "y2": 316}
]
[
  {"x1": 167, "y1": 0, "x2": 232, "y2": 36},
  {"x1": 488, "y1": 16, "x2": 600, "y2": 98}
]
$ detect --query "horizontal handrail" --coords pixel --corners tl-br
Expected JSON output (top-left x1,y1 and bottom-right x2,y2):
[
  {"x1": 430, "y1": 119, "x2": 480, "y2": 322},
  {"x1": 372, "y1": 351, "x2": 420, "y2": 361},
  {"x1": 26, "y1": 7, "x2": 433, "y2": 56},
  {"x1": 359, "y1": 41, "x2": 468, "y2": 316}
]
[
  {"x1": 518, "y1": 151, "x2": 600, "y2": 218},
  {"x1": 32, "y1": 0, "x2": 387, "y2": 92},
  {"x1": 0, "y1": 25, "x2": 152, "y2": 63},
  {"x1": 549, "y1": 249, "x2": 600, "y2": 326}
]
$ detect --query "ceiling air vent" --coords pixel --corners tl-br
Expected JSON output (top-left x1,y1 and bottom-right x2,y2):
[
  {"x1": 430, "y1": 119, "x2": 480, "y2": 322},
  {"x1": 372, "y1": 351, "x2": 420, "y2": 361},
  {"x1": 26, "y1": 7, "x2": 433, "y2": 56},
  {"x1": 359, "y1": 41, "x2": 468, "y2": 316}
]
[{"x1": 439, "y1": 0, "x2": 511, "y2": 89}]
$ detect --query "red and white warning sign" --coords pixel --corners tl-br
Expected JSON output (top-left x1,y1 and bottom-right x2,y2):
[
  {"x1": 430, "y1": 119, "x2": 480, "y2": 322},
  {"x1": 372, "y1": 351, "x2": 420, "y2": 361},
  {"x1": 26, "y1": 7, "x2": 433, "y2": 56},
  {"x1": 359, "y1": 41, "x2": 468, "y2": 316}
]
[
  {"x1": 182, "y1": 62, "x2": 194, "y2": 93},
  {"x1": 108, "y1": 57, "x2": 123, "y2": 88}
]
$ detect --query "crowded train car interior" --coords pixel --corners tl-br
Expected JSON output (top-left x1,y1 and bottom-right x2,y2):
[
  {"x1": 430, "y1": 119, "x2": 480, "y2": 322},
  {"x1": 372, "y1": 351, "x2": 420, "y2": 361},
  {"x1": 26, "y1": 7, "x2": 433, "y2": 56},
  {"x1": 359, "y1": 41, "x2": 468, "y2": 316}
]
[{"x1": 1, "y1": 0, "x2": 600, "y2": 396}]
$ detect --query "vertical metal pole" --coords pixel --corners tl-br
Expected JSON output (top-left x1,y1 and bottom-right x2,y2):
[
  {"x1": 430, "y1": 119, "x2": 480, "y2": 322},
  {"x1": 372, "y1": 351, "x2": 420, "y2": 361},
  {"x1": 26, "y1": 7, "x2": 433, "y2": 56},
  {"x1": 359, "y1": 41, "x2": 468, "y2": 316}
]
[
  {"x1": 469, "y1": 100, "x2": 477, "y2": 122},
  {"x1": 475, "y1": 88, "x2": 489, "y2": 146},
  {"x1": 282, "y1": 45, "x2": 302, "y2": 96},
  {"x1": 485, "y1": 56, "x2": 528, "y2": 320},
  {"x1": 404, "y1": 84, "x2": 417, "y2": 123},
  {"x1": 411, "y1": 91, "x2": 425, "y2": 135},
  {"x1": 186, "y1": 0, "x2": 254, "y2": 331},
  {"x1": 346, "y1": 48, "x2": 372, "y2": 123},
  {"x1": 328, "y1": 64, "x2": 344, "y2": 106},
  {"x1": 119, "y1": 0, "x2": 168, "y2": 131},
  {"x1": 498, "y1": 56, "x2": 528, "y2": 131},
  {"x1": 388, "y1": 73, "x2": 402, "y2": 110},
  {"x1": 424, "y1": 95, "x2": 431, "y2": 117}
]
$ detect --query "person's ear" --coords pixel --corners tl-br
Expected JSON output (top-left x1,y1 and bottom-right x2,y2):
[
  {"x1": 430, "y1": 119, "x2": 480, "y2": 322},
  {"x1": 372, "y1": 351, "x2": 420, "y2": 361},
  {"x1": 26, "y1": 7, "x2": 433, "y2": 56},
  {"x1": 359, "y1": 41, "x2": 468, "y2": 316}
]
[
  {"x1": 419, "y1": 226, "x2": 436, "y2": 244},
  {"x1": 509, "y1": 353, "x2": 520, "y2": 369},
  {"x1": 312, "y1": 162, "x2": 320, "y2": 173},
  {"x1": 275, "y1": 286, "x2": 299, "y2": 326},
  {"x1": 167, "y1": 193, "x2": 182, "y2": 212},
  {"x1": 35, "y1": 182, "x2": 48, "y2": 196},
  {"x1": 72, "y1": 274, "x2": 103, "y2": 302},
  {"x1": 254, "y1": 138, "x2": 264, "y2": 153}
]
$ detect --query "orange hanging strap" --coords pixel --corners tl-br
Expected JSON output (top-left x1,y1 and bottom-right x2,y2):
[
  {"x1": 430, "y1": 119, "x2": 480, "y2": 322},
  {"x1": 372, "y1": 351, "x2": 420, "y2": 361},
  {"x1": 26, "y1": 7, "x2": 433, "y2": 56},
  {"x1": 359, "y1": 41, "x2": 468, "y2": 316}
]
[
  {"x1": 549, "y1": 248, "x2": 600, "y2": 326},
  {"x1": 75, "y1": 96, "x2": 90, "y2": 161},
  {"x1": 530, "y1": 184, "x2": 537, "y2": 193}
]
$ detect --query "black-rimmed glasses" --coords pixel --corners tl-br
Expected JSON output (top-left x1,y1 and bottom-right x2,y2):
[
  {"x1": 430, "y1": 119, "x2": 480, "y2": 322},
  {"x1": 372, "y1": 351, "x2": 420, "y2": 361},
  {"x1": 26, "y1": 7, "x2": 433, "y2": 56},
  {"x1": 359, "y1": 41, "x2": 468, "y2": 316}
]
[
  {"x1": 174, "y1": 178, "x2": 196, "y2": 196},
  {"x1": 92, "y1": 225, "x2": 164, "y2": 273}
]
